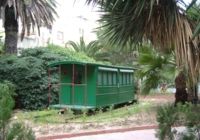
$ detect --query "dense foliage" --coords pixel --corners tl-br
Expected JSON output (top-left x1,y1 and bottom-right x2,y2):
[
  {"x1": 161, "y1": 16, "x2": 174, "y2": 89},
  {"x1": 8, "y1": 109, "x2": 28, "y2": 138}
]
[
  {"x1": 0, "y1": 82, "x2": 35, "y2": 140},
  {"x1": 136, "y1": 45, "x2": 176, "y2": 94},
  {"x1": 156, "y1": 104, "x2": 200, "y2": 140},
  {"x1": 0, "y1": 46, "x2": 95, "y2": 110},
  {"x1": 66, "y1": 37, "x2": 105, "y2": 60}
]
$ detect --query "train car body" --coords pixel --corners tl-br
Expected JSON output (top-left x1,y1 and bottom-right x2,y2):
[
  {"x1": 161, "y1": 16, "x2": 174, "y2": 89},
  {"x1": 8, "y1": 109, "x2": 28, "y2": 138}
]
[{"x1": 48, "y1": 61, "x2": 135, "y2": 110}]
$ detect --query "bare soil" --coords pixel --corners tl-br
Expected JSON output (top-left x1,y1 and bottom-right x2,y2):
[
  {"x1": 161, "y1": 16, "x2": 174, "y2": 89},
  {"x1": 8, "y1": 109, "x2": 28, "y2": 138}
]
[{"x1": 17, "y1": 94, "x2": 175, "y2": 137}]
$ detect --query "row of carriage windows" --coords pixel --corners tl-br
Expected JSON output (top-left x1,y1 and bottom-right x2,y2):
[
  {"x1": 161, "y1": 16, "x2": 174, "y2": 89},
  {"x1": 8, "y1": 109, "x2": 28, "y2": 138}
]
[{"x1": 98, "y1": 71, "x2": 133, "y2": 86}]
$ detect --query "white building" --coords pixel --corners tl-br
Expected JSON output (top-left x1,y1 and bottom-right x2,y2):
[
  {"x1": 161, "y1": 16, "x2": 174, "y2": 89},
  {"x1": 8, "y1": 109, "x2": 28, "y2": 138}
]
[{"x1": 48, "y1": 0, "x2": 99, "y2": 46}]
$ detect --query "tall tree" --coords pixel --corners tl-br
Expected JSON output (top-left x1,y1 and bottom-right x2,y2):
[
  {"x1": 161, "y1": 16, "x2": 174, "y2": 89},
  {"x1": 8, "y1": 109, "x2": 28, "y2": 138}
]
[
  {"x1": 186, "y1": 0, "x2": 200, "y2": 37},
  {"x1": 86, "y1": 0, "x2": 200, "y2": 103},
  {"x1": 0, "y1": 0, "x2": 57, "y2": 54},
  {"x1": 66, "y1": 36, "x2": 105, "y2": 60},
  {"x1": 136, "y1": 45, "x2": 176, "y2": 94}
]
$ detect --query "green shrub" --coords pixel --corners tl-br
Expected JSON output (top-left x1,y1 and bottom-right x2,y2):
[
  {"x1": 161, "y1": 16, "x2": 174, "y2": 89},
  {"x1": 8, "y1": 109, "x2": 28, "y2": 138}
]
[
  {"x1": 47, "y1": 44, "x2": 96, "y2": 62},
  {"x1": 156, "y1": 103, "x2": 200, "y2": 140},
  {"x1": 0, "y1": 82, "x2": 15, "y2": 135},
  {"x1": 156, "y1": 105, "x2": 178, "y2": 140},
  {"x1": 0, "y1": 82, "x2": 35, "y2": 140},
  {"x1": 0, "y1": 54, "x2": 60, "y2": 110},
  {"x1": 0, "y1": 47, "x2": 66, "y2": 110}
]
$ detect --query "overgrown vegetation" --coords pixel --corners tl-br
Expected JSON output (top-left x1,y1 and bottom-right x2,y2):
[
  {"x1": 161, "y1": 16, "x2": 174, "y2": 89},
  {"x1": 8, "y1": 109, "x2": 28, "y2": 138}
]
[
  {"x1": 0, "y1": 82, "x2": 35, "y2": 140},
  {"x1": 156, "y1": 103, "x2": 200, "y2": 140},
  {"x1": 136, "y1": 45, "x2": 176, "y2": 94},
  {"x1": 15, "y1": 102, "x2": 152, "y2": 124},
  {"x1": 66, "y1": 36, "x2": 105, "y2": 61}
]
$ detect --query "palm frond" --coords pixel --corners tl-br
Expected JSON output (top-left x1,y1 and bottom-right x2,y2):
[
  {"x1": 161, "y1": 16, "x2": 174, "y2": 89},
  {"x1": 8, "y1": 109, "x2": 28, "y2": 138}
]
[
  {"x1": 0, "y1": 0, "x2": 57, "y2": 40},
  {"x1": 193, "y1": 22, "x2": 200, "y2": 37},
  {"x1": 87, "y1": 0, "x2": 200, "y2": 86},
  {"x1": 136, "y1": 45, "x2": 176, "y2": 94},
  {"x1": 66, "y1": 40, "x2": 80, "y2": 52},
  {"x1": 66, "y1": 37, "x2": 105, "y2": 60},
  {"x1": 186, "y1": 0, "x2": 198, "y2": 11}
]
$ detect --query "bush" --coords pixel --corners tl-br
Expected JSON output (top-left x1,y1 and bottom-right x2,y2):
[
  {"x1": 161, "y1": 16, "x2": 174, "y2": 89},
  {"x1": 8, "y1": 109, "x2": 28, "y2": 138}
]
[
  {"x1": 0, "y1": 54, "x2": 60, "y2": 110},
  {"x1": 156, "y1": 105, "x2": 180, "y2": 140},
  {"x1": 0, "y1": 82, "x2": 35, "y2": 140},
  {"x1": 0, "y1": 47, "x2": 65, "y2": 110},
  {"x1": 47, "y1": 44, "x2": 96, "y2": 62},
  {"x1": 156, "y1": 103, "x2": 200, "y2": 140}
]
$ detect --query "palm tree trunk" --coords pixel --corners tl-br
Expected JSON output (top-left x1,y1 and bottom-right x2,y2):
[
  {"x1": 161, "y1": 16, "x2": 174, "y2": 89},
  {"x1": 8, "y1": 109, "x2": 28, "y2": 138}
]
[
  {"x1": 188, "y1": 84, "x2": 199, "y2": 104},
  {"x1": 175, "y1": 71, "x2": 188, "y2": 105},
  {"x1": 194, "y1": 84, "x2": 199, "y2": 103},
  {"x1": 4, "y1": 5, "x2": 18, "y2": 54}
]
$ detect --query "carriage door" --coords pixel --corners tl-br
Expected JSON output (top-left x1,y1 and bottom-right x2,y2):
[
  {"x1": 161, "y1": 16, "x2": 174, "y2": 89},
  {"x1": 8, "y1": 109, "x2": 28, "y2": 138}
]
[
  {"x1": 72, "y1": 65, "x2": 86, "y2": 106},
  {"x1": 60, "y1": 65, "x2": 72, "y2": 105}
]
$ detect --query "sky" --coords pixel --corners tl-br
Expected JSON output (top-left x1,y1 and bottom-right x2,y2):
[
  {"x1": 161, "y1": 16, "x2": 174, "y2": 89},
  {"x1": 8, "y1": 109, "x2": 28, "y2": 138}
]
[{"x1": 53, "y1": 0, "x2": 100, "y2": 43}]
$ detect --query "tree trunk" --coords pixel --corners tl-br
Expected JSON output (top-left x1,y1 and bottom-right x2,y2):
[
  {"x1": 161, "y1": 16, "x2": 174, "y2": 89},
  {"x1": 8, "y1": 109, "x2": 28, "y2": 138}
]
[
  {"x1": 192, "y1": 84, "x2": 199, "y2": 104},
  {"x1": 188, "y1": 84, "x2": 199, "y2": 104},
  {"x1": 4, "y1": 5, "x2": 18, "y2": 54},
  {"x1": 175, "y1": 71, "x2": 188, "y2": 105}
]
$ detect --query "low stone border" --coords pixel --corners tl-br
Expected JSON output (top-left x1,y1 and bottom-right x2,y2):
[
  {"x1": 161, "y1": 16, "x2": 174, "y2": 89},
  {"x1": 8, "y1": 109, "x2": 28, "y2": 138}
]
[{"x1": 37, "y1": 125, "x2": 158, "y2": 140}]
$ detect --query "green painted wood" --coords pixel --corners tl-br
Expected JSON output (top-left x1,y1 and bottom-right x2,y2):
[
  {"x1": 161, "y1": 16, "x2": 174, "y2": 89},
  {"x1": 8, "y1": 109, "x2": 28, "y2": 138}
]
[
  {"x1": 118, "y1": 85, "x2": 134, "y2": 103},
  {"x1": 74, "y1": 86, "x2": 85, "y2": 105},
  {"x1": 60, "y1": 65, "x2": 72, "y2": 105},
  {"x1": 50, "y1": 104, "x2": 95, "y2": 110},
  {"x1": 96, "y1": 68, "x2": 135, "y2": 107},
  {"x1": 96, "y1": 86, "x2": 119, "y2": 106},
  {"x1": 72, "y1": 65, "x2": 85, "y2": 105},
  {"x1": 86, "y1": 66, "x2": 96, "y2": 106}
]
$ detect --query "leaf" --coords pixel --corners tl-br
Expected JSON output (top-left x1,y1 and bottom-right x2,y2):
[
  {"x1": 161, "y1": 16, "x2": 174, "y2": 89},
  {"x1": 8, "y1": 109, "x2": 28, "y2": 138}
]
[
  {"x1": 186, "y1": 0, "x2": 198, "y2": 11},
  {"x1": 193, "y1": 22, "x2": 200, "y2": 38}
]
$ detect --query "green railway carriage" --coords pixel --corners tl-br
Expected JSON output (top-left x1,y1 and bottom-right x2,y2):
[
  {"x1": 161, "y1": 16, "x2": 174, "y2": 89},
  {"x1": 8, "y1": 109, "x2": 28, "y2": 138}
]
[{"x1": 48, "y1": 61, "x2": 135, "y2": 110}]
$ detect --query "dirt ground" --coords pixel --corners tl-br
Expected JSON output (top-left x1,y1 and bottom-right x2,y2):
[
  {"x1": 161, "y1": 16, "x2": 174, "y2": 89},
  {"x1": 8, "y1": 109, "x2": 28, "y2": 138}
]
[{"x1": 20, "y1": 94, "x2": 175, "y2": 137}]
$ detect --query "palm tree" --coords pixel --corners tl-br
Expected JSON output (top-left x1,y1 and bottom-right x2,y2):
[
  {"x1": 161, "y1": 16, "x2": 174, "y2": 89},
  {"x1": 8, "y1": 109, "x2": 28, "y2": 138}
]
[
  {"x1": 86, "y1": 0, "x2": 200, "y2": 103},
  {"x1": 187, "y1": 1, "x2": 200, "y2": 37},
  {"x1": 66, "y1": 36, "x2": 105, "y2": 60},
  {"x1": 136, "y1": 45, "x2": 176, "y2": 94},
  {"x1": 0, "y1": 0, "x2": 57, "y2": 54},
  {"x1": 99, "y1": 41, "x2": 139, "y2": 66}
]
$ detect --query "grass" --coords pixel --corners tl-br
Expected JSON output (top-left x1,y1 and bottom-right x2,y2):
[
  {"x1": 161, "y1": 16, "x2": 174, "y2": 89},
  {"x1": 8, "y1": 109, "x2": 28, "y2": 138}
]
[
  {"x1": 15, "y1": 101, "x2": 154, "y2": 124},
  {"x1": 75, "y1": 102, "x2": 152, "y2": 123}
]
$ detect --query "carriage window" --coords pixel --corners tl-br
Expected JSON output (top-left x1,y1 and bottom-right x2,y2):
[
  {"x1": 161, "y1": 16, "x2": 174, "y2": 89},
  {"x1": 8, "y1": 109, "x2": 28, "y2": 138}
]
[
  {"x1": 74, "y1": 71, "x2": 82, "y2": 84},
  {"x1": 98, "y1": 72, "x2": 102, "y2": 85},
  {"x1": 120, "y1": 73, "x2": 123, "y2": 85},
  {"x1": 108, "y1": 72, "x2": 112, "y2": 85},
  {"x1": 127, "y1": 73, "x2": 130, "y2": 84},
  {"x1": 130, "y1": 73, "x2": 133, "y2": 84},
  {"x1": 113, "y1": 73, "x2": 117, "y2": 85},
  {"x1": 123, "y1": 73, "x2": 126, "y2": 85},
  {"x1": 103, "y1": 72, "x2": 107, "y2": 85}
]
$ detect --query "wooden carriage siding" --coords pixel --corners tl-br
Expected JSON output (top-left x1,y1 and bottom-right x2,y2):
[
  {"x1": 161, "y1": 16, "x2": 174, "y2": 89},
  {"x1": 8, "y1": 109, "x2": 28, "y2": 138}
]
[{"x1": 48, "y1": 61, "x2": 135, "y2": 110}]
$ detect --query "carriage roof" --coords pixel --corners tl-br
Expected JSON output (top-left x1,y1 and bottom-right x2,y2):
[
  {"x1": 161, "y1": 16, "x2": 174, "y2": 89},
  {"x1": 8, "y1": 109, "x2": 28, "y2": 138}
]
[{"x1": 48, "y1": 61, "x2": 135, "y2": 70}]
